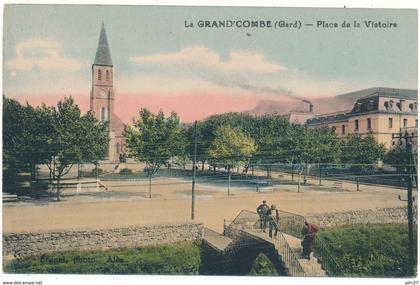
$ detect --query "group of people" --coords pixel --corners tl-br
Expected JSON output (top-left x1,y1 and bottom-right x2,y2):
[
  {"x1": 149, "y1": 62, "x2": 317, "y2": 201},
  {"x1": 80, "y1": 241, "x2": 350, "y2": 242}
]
[
  {"x1": 256, "y1": 200, "x2": 280, "y2": 238},
  {"x1": 256, "y1": 200, "x2": 319, "y2": 260}
]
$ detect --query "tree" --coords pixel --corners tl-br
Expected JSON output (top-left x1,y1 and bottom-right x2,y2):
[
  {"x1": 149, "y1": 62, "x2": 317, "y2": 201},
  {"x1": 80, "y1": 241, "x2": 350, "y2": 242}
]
[
  {"x1": 384, "y1": 145, "x2": 417, "y2": 186},
  {"x1": 47, "y1": 97, "x2": 108, "y2": 201},
  {"x1": 124, "y1": 108, "x2": 186, "y2": 198},
  {"x1": 3, "y1": 97, "x2": 31, "y2": 191},
  {"x1": 3, "y1": 96, "x2": 108, "y2": 200},
  {"x1": 252, "y1": 115, "x2": 289, "y2": 180},
  {"x1": 186, "y1": 113, "x2": 255, "y2": 173},
  {"x1": 208, "y1": 125, "x2": 256, "y2": 195},
  {"x1": 341, "y1": 134, "x2": 386, "y2": 172},
  {"x1": 3, "y1": 97, "x2": 56, "y2": 192}
]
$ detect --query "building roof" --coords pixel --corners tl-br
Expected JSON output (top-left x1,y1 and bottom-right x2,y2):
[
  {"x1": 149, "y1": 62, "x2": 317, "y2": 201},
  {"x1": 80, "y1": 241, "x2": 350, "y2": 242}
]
[
  {"x1": 359, "y1": 87, "x2": 417, "y2": 100},
  {"x1": 94, "y1": 23, "x2": 113, "y2": 66}
]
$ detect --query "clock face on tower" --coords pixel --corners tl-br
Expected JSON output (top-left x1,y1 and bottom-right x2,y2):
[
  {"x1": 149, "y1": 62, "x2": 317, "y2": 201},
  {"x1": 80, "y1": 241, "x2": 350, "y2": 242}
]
[{"x1": 100, "y1": 90, "x2": 106, "y2": 97}]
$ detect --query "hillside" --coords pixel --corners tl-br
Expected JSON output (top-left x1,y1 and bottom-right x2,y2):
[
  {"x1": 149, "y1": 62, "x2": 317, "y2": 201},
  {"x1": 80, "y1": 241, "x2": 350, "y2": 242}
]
[{"x1": 247, "y1": 87, "x2": 418, "y2": 116}]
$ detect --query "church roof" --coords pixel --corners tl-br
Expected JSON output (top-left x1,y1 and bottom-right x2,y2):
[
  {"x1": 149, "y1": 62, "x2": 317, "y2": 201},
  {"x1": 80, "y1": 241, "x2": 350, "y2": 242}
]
[{"x1": 94, "y1": 23, "x2": 113, "y2": 66}]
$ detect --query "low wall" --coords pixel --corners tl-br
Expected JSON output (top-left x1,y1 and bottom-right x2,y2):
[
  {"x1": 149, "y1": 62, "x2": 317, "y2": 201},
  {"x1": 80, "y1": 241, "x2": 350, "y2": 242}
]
[
  {"x1": 307, "y1": 206, "x2": 417, "y2": 228},
  {"x1": 3, "y1": 223, "x2": 203, "y2": 259}
]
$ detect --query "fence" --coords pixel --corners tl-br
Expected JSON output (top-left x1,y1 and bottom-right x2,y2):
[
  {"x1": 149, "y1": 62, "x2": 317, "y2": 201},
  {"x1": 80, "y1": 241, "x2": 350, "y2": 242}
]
[{"x1": 313, "y1": 236, "x2": 344, "y2": 276}]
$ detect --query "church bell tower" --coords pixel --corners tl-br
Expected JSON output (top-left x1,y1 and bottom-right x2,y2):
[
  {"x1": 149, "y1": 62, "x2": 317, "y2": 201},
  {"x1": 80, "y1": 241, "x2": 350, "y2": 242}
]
[
  {"x1": 90, "y1": 22, "x2": 114, "y2": 126},
  {"x1": 90, "y1": 22, "x2": 125, "y2": 162}
]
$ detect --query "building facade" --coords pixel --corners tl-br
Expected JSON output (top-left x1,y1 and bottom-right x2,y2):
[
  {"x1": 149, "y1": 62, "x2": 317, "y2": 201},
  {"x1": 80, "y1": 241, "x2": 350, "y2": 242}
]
[
  {"x1": 90, "y1": 23, "x2": 126, "y2": 161},
  {"x1": 306, "y1": 88, "x2": 418, "y2": 148}
]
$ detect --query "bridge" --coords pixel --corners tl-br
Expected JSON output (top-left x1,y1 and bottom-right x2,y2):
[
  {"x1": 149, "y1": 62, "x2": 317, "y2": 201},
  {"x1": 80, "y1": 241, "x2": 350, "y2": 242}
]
[{"x1": 203, "y1": 210, "x2": 327, "y2": 277}]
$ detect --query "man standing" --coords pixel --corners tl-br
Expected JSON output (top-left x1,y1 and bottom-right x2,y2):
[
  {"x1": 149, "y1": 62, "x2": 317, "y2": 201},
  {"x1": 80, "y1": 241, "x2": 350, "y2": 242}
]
[
  {"x1": 256, "y1": 200, "x2": 269, "y2": 232},
  {"x1": 267, "y1": 204, "x2": 280, "y2": 238}
]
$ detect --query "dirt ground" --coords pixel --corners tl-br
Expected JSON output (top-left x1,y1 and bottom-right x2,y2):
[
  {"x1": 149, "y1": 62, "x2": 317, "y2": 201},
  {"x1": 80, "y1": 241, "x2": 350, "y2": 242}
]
[{"x1": 3, "y1": 173, "x2": 415, "y2": 234}]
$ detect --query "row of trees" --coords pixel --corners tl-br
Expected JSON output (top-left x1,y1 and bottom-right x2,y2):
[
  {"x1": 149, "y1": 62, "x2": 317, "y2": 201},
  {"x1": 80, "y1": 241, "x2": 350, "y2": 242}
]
[
  {"x1": 4, "y1": 97, "x2": 402, "y2": 200},
  {"x1": 124, "y1": 110, "x2": 391, "y2": 197},
  {"x1": 3, "y1": 96, "x2": 108, "y2": 200}
]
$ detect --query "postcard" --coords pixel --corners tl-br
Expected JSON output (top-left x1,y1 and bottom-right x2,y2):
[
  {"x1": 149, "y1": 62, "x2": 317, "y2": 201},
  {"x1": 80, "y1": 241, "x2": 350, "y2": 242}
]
[{"x1": 2, "y1": 3, "x2": 418, "y2": 282}]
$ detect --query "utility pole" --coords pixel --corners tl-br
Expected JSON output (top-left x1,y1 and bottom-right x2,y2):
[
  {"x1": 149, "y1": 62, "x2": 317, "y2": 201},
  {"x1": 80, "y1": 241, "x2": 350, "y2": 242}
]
[
  {"x1": 392, "y1": 130, "x2": 417, "y2": 276},
  {"x1": 191, "y1": 120, "x2": 198, "y2": 221}
]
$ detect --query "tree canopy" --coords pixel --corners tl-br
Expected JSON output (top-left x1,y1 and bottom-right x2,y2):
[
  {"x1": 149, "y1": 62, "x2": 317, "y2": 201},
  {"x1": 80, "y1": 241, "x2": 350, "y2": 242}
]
[
  {"x1": 124, "y1": 108, "x2": 185, "y2": 198},
  {"x1": 341, "y1": 134, "x2": 386, "y2": 172},
  {"x1": 208, "y1": 125, "x2": 257, "y2": 170}
]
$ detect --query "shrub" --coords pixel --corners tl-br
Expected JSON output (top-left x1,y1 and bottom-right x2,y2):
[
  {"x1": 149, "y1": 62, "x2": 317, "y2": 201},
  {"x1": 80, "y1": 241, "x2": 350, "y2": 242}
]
[{"x1": 248, "y1": 253, "x2": 279, "y2": 276}]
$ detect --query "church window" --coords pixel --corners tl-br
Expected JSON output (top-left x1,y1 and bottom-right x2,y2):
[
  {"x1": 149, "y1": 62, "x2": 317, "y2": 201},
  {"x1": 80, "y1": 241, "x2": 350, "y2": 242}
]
[
  {"x1": 98, "y1": 69, "x2": 102, "y2": 81},
  {"x1": 106, "y1": 70, "x2": 110, "y2": 81},
  {"x1": 116, "y1": 143, "x2": 120, "y2": 154},
  {"x1": 101, "y1": 107, "x2": 109, "y2": 122}
]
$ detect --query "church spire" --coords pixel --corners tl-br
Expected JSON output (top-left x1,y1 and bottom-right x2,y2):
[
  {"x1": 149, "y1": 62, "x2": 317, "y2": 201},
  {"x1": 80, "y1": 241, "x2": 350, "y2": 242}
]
[{"x1": 94, "y1": 22, "x2": 113, "y2": 66}]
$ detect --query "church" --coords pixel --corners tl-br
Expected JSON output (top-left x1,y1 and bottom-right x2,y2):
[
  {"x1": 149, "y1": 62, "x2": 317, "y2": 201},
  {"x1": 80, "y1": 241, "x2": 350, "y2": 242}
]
[{"x1": 90, "y1": 23, "x2": 126, "y2": 162}]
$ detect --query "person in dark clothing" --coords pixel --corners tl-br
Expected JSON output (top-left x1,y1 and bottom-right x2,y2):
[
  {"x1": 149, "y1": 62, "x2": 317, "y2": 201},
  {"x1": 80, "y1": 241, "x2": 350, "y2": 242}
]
[
  {"x1": 256, "y1": 200, "x2": 269, "y2": 232},
  {"x1": 266, "y1": 204, "x2": 280, "y2": 238},
  {"x1": 301, "y1": 221, "x2": 319, "y2": 260}
]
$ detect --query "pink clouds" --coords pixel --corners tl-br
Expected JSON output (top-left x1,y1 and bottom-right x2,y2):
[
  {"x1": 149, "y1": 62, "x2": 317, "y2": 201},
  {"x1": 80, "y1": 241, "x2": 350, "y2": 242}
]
[{"x1": 11, "y1": 91, "x2": 298, "y2": 123}]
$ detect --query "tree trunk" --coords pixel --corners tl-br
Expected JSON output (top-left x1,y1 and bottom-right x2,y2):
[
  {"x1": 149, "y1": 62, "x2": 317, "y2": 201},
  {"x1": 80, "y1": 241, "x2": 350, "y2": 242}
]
[
  {"x1": 213, "y1": 166, "x2": 216, "y2": 175},
  {"x1": 148, "y1": 174, "x2": 152, "y2": 199},
  {"x1": 202, "y1": 161, "x2": 205, "y2": 171},
  {"x1": 297, "y1": 172, "x2": 301, "y2": 193},
  {"x1": 291, "y1": 163, "x2": 294, "y2": 182},
  {"x1": 56, "y1": 176, "x2": 61, "y2": 201},
  {"x1": 228, "y1": 169, "x2": 231, "y2": 196}
]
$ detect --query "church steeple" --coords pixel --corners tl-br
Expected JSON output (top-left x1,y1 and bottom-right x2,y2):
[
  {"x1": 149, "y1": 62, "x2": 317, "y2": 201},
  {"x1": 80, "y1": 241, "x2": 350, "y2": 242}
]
[
  {"x1": 90, "y1": 22, "x2": 125, "y2": 162},
  {"x1": 94, "y1": 22, "x2": 113, "y2": 66}
]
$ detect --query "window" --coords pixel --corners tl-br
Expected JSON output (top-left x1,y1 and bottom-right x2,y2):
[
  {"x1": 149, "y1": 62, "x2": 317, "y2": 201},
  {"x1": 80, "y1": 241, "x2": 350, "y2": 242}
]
[
  {"x1": 388, "y1": 118, "x2": 393, "y2": 129},
  {"x1": 101, "y1": 107, "x2": 108, "y2": 122},
  {"x1": 403, "y1": 118, "x2": 408, "y2": 128},
  {"x1": 354, "y1": 119, "x2": 359, "y2": 131},
  {"x1": 98, "y1": 69, "x2": 102, "y2": 81},
  {"x1": 116, "y1": 142, "x2": 120, "y2": 154},
  {"x1": 106, "y1": 70, "x2": 110, "y2": 81},
  {"x1": 341, "y1": 125, "x2": 346, "y2": 135},
  {"x1": 367, "y1": 118, "x2": 371, "y2": 130}
]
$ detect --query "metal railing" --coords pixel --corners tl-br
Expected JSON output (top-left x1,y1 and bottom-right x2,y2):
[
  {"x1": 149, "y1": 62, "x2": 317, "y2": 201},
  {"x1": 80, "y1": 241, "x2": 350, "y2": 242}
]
[
  {"x1": 276, "y1": 232, "x2": 306, "y2": 276},
  {"x1": 313, "y1": 236, "x2": 344, "y2": 276}
]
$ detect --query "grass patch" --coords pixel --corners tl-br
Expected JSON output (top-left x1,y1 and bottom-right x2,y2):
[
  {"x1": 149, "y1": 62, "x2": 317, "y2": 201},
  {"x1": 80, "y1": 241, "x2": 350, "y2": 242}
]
[
  {"x1": 4, "y1": 241, "x2": 201, "y2": 274},
  {"x1": 315, "y1": 224, "x2": 417, "y2": 277}
]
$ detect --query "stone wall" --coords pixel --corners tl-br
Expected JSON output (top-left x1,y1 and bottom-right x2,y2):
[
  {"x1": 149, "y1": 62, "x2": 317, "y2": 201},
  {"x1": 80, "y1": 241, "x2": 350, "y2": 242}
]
[
  {"x1": 3, "y1": 223, "x2": 203, "y2": 259},
  {"x1": 307, "y1": 206, "x2": 417, "y2": 228}
]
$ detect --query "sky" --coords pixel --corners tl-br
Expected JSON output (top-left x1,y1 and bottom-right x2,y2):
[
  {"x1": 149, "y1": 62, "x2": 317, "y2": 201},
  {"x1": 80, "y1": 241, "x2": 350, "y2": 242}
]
[{"x1": 3, "y1": 5, "x2": 418, "y2": 122}]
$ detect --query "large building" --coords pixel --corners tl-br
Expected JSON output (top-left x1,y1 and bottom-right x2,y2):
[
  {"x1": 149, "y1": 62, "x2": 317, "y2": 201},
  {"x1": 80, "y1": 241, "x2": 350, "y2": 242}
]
[
  {"x1": 90, "y1": 23, "x2": 126, "y2": 161},
  {"x1": 306, "y1": 87, "x2": 418, "y2": 148}
]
